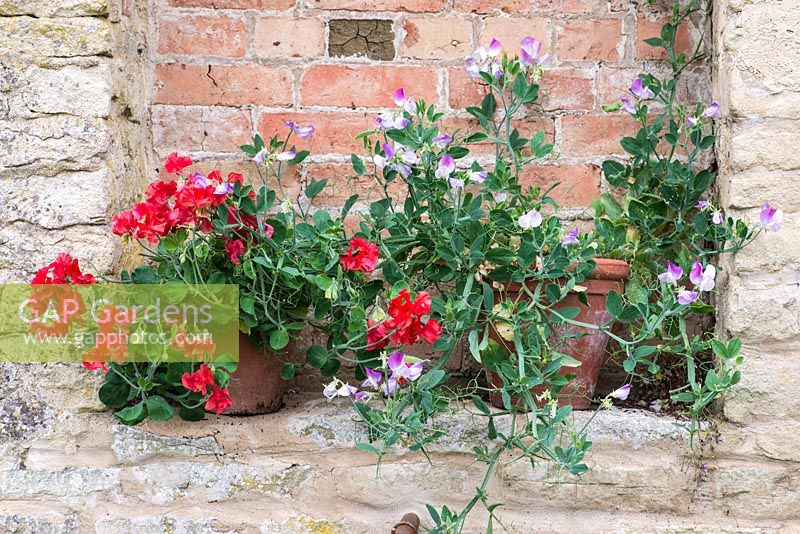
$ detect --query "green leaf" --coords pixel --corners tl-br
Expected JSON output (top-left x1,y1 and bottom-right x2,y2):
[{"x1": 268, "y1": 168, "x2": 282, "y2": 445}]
[
  {"x1": 306, "y1": 346, "x2": 327, "y2": 368},
  {"x1": 606, "y1": 290, "x2": 623, "y2": 318},
  {"x1": 179, "y1": 404, "x2": 206, "y2": 422},
  {"x1": 305, "y1": 178, "x2": 328, "y2": 199},
  {"x1": 351, "y1": 154, "x2": 365, "y2": 175},
  {"x1": 145, "y1": 395, "x2": 174, "y2": 421},
  {"x1": 280, "y1": 363, "x2": 296, "y2": 381},
  {"x1": 320, "y1": 358, "x2": 341, "y2": 377},
  {"x1": 98, "y1": 382, "x2": 130, "y2": 409},
  {"x1": 115, "y1": 401, "x2": 146, "y2": 425},
  {"x1": 270, "y1": 329, "x2": 290, "y2": 350}
]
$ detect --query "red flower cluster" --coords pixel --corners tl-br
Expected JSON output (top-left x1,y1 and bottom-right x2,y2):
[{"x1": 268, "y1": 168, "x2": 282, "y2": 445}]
[
  {"x1": 32, "y1": 253, "x2": 96, "y2": 285},
  {"x1": 366, "y1": 290, "x2": 442, "y2": 350},
  {"x1": 112, "y1": 155, "x2": 239, "y2": 243},
  {"x1": 205, "y1": 385, "x2": 233, "y2": 414},
  {"x1": 340, "y1": 237, "x2": 380, "y2": 273},
  {"x1": 181, "y1": 363, "x2": 215, "y2": 395}
]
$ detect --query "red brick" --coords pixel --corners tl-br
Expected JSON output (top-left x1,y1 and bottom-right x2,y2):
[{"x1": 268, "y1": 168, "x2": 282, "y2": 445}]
[
  {"x1": 519, "y1": 164, "x2": 601, "y2": 207},
  {"x1": 158, "y1": 15, "x2": 248, "y2": 58},
  {"x1": 152, "y1": 105, "x2": 252, "y2": 155},
  {"x1": 540, "y1": 68, "x2": 595, "y2": 111},
  {"x1": 455, "y1": 0, "x2": 599, "y2": 14},
  {"x1": 448, "y1": 67, "x2": 488, "y2": 110},
  {"x1": 560, "y1": 114, "x2": 638, "y2": 157},
  {"x1": 169, "y1": 0, "x2": 294, "y2": 8},
  {"x1": 441, "y1": 116, "x2": 555, "y2": 156},
  {"x1": 306, "y1": 162, "x2": 407, "y2": 206},
  {"x1": 635, "y1": 18, "x2": 692, "y2": 60},
  {"x1": 311, "y1": 0, "x2": 445, "y2": 11},
  {"x1": 481, "y1": 17, "x2": 551, "y2": 53},
  {"x1": 301, "y1": 65, "x2": 438, "y2": 108},
  {"x1": 253, "y1": 18, "x2": 325, "y2": 58},
  {"x1": 154, "y1": 64, "x2": 293, "y2": 106},
  {"x1": 557, "y1": 20, "x2": 623, "y2": 62},
  {"x1": 401, "y1": 18, "x2": 473, "y2": 59},
  {"x1": 256, "y1": 111, "x2": 375, "y2": 155}
]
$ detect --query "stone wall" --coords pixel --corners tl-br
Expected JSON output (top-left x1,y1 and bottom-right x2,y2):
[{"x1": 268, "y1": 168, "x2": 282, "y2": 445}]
[{"x1": 1, "y1": 0, "x2": 799, "y2": 532}]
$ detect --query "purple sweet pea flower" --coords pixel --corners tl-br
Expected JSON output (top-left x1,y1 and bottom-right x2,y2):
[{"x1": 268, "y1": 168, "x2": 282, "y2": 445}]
[
  {"x1": 192, "y1": 173, "x2": 209, "y2": 188},
  {"x1": 353, "y1": 390, "x2": 371, "y2": 403},
  {"x1": 435, "y1": 155, "x2": 456, "y2": 179},
  {"x1": 467, "y1": 40, "x2": 503, "y2": 79},
  {"x1": 253, "y1": 149, "x2": 267, "y2": 165},
  {"x1": 433, "y1": 134, "x2": 453, "y2": 148},
  {"x1": 213, "y1": 181, "x2": 234, "y2": 196},
  {"x1": 284, "y1": 120, "x2": 315, "y2": 139},
  {"x1": 712, "y1": 210, "x2": 724, "y2": 225},
  {"x1": 657, "y1": 261, "x2": 684, "y2": 286},
  {"x1": 276, "y1": 149, "x2": 296, "y2": 162},
  {"x1": 518, "y1": 209, "x2": 542, "y2": 230},
  {"x1": 562, "y1": 227, "x2": 579, "y2": 245},
  {"x1": 690, "y1": 261, "x2": 716, "y2": 292},
  {"x1": 609, "y1": 384, "x2": 631, "y2": 400},
  {"x1": 387, "y1": 352, "x2": 423, "y2": 382},
  {"x1": 620, "y1": 97, "x2": 636, "y2": 114},
  {"x1": 323, "y1": 381, "x2": 337, "y2": 399},
  {"x1": 760, "y1": 202, "x2": 783, "y2": 232},
  {"x1": 449, "y1": 177, "x2": 465, "y2": 189},
  {"x1": 695, "y1": 199, "x2": 709, "y2": 210},
  {"x1": 686, "y1": 115, "x2": 699, "y2": 127},
  {"x1": 519, "y1": 36, "x2": 545, "y2": 68},
  {"x1": 677, "y1": 289, "x2": 699, "y2": 305},
  {"x1": 493, "y1": 191, "x2": 508, "y2": 203},
  {"x1": 469, "y1": 170, "x2": 487, "y2": 183},
  {"x1": 381, "y1": 376, "x2": 398, "y2": 395},
  {"x1": 630, "y1": 77, "x2": 655, "y2": 100},
  {"x1": 702, "y1": 102, "x2": 721, "y2": 118},
  {"x1": 487, "y1": 38, "x2": 502, "y2": 57},
  {"x1": 393, "y1": 88, "x2": 416, "y2": 113},
  {"x1": 362, "y1": 368, "x2": 383, "y2": 390}
]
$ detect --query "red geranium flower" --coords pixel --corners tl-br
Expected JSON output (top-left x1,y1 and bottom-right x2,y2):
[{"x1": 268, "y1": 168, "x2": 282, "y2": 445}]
[
  {"x1": 181, "y1": 363, "x2": 215, "y2": 395},
  {"x1": 340, "y1": 237, "x2": 379, "y2": 273},
  {"x1": 224, "y1": 238, "x2": 246, "y2": 265},
  {"x1": 205, "y1": 385, "x2": 232, "y2": 414},
  {"x1": 32, "y1": 253, "x2": 96, "y2": 285},
  {"x1": 164, "y1": 152, "x2": 192, "y2": 174},
  {"x1": 366, "y1": 289, "x2": 442, "y2": 350}
]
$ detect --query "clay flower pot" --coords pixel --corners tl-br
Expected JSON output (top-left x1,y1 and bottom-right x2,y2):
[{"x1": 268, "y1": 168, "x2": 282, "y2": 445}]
[
  {"x1": 224, "y1": 333, "x2": 291, "y2": 415},
  {"x1": 486, "y1": 258, "x2": 630, "y2": 410}
]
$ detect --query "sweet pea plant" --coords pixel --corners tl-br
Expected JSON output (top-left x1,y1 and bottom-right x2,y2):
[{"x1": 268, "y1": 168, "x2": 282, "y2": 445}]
[{"x1": 319, "y1": 2, "x2": 783, "y2": 531}]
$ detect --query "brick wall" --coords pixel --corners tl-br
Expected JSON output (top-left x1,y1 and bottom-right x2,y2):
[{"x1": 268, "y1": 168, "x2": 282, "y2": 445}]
[{"x1": 149, "y1": 0, "x2": 706, "y2": 213}]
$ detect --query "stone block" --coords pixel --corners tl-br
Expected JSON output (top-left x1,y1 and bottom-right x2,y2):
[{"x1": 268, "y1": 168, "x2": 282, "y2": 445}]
[{"x1": 0, "y1": 17, "x2": 112, "y2": 58}]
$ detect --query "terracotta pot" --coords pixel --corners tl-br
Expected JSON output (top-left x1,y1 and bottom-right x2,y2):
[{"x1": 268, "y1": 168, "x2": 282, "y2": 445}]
[
  {"x1": 223, "y1": 333, "x2": 290, "y2": 415},
  {"x1": 486, "y1": 258, "x2": 630, "y2": 410}
]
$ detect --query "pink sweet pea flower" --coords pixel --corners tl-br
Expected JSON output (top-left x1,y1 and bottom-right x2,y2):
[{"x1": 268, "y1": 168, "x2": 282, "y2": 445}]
[
  {"x1": 433, "y1": 134, "x2": 453, "y2": 148},
  {"x1": 562, "y1": 227, "x2": 579, "y2": 245},
  {"x1": 519, "y1": 36, "x2": 547, "y2": 68},
  {"x1": 276, "y1": 149, "x2": 296, "y2": 162},
  {"x1": 677, "y1": 289, "x2": 699, "y2": 305},
  {"x1": 284, "y1": 120, "x2": 315, "y2": 139},
  {"x1": 630, "y1": 77, "x2": 655, "y2": 100},
  {"x1": 435, "y1": 155, "x2": 456, "y2": 179},
  {"x1": 362, "y1": 368, "x2": 383, "y2": 390},
  {"x1": 518, "y1": 209, "x2": 542, "y2": 229},
  {"x1": 393, "y1": 88, "x2": 416, "y2": 113},
  {"x1": 609, "y1": 384, "x2": 631, "y2": 400},
  {"x1": 760, "y1": 202, "x2": 783, "y2": 232},
  {"x1": 690, "y1": 261, "x2": 716, "y2": 292},
  {"x1": 657, "y1": 261, "x2": 683, "y2": 286},
  {"x1": 702, "y1": 102, "x2": 721, "y2": 118},
  {"x1": 620, "y1": 97, "x2": 636, "y2": 114}
]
